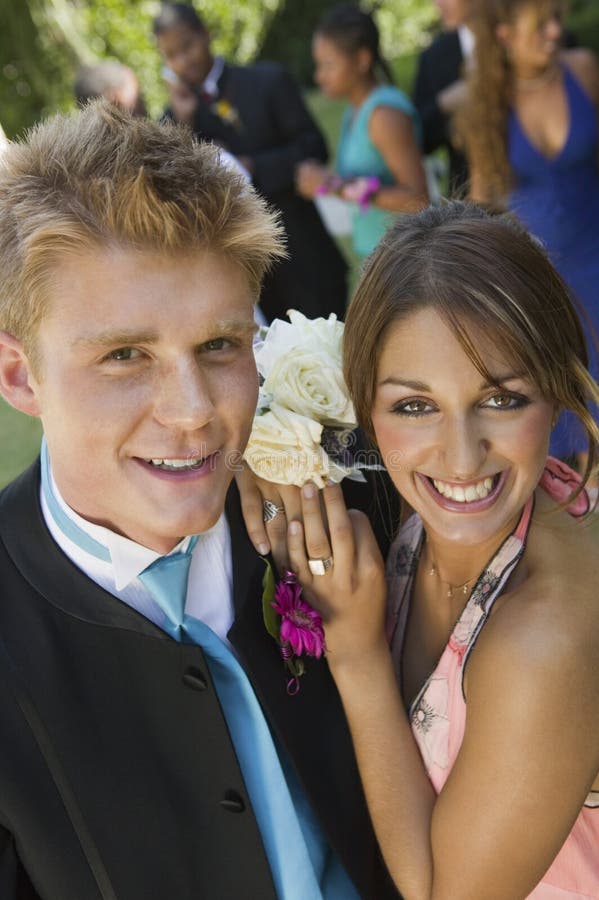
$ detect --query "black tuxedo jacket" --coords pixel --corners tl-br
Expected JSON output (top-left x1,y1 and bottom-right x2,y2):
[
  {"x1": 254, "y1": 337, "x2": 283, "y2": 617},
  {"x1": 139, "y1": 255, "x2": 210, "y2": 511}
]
[
  {"x1": 0, "y1": 461, "x2": 397, "y2": 899},
  {"x1": 412, "y1": 31, "x2": 468, "y2": 194},
  {"x1": 182, "y1": 61, "x2": 348, "y2": 323}
]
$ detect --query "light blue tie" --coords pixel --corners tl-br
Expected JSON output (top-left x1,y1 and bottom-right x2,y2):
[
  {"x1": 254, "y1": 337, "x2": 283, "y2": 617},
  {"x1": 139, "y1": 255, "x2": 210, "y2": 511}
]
[
  {"x1": 138, "y1": 538, "x2": 198, "y2": 639},
  {"x1": 138, "y1": 546, "x2": 353, "y2": 900}
]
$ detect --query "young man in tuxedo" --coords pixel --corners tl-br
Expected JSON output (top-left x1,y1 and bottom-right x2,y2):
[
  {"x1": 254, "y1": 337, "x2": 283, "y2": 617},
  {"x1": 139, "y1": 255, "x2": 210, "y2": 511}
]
[
  {"x1": 0, "y1": 102, "x2": 395, "y2": 899},
  {"x1": 153, "y1": 2, "x2": 348, "y2": 325}
]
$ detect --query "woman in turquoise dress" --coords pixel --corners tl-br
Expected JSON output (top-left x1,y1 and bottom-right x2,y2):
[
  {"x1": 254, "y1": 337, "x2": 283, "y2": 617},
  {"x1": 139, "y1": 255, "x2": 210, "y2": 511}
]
[
  {"x1": 459, "y1": 0, "x2": 599, "y2": 463},
  {"x1": 296, "y1": 3, "x2": 428, "y2": 258}
]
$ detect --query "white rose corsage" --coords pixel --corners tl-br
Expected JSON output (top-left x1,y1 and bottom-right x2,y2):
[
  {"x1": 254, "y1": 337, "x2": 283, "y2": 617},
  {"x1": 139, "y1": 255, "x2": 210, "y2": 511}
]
[
  {"x1": 246, "y1": 310, "x2": 381, "y2": 694},
  {"x1": 243, "y1": 309, "x2": 367, "y2": 487}
]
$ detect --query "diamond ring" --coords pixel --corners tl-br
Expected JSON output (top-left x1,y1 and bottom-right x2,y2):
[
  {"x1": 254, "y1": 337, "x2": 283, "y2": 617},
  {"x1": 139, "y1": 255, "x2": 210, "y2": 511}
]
[
  {"x1": 263, "y1": 499, "x2": 285, "y2": 524},
  {"x1": 308, "y1": 556, "x2": 334, "y2": 576}
]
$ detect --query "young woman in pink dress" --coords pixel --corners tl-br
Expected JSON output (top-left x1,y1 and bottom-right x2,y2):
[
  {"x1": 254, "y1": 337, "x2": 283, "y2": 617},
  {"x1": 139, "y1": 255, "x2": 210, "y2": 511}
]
[{"x1": 244, "y1": 202, "x2": 599, "y2": 898}]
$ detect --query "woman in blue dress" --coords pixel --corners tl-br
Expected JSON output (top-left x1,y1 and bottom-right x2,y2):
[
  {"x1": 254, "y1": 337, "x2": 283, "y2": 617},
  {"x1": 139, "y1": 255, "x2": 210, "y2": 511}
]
[
  {"x1": 296, "y1": 3, "x2": 428, "y2": 258},
  {"x1": 459, "y1": 0, "x2": 599, "y2": 467}
]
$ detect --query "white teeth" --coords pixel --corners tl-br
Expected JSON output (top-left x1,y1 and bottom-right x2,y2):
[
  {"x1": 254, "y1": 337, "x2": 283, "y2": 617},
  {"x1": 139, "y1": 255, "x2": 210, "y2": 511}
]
[
  {"x1": 432, "y1": 475, "x2": 496, "y2": 503},
  {"x1": 146, "y1": 457, "x2": 205, "y2": 470}
]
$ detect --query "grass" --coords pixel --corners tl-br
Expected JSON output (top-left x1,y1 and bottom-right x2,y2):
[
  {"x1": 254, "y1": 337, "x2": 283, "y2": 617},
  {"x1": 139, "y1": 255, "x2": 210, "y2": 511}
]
[{"x1": 0, "y1": 399, "x2": 42, "y2": 488}]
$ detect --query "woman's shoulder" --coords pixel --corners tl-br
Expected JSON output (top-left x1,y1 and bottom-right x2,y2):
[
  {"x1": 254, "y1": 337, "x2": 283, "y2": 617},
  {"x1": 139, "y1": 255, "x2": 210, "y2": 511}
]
[
  {"x1": 467, "y1": 550, "x2": 599, "y2": 717},
  {"x1": 562, "y1": 48, "x2": 599, "y2": 103},
  {"x1": 365, "y1": 84, "x2": 415, "y2": 116},
  {"x1": 474, "y1": 497, "x2": 599, "y2": 679}
]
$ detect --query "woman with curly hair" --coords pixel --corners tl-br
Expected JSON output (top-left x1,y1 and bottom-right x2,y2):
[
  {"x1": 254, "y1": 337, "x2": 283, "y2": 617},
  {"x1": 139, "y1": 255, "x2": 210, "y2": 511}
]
[{"x1": 457, "y1": 0, "x2": 599, "y2": 463}]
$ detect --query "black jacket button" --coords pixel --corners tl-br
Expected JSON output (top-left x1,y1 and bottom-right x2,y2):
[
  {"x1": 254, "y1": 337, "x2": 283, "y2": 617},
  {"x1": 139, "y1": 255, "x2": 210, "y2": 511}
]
[
  {"x1": 220, "y1": 790, "x2": 245, "y2": 813},
  {"x1": 182, "y1": 667, "x2": 208, "y2": 691}
]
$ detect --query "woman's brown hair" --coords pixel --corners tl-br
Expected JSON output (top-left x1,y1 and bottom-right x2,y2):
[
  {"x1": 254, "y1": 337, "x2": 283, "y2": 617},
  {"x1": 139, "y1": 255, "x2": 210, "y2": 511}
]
[{"x1": 456, "y1": 0, "x2": 566, "y2": 203}]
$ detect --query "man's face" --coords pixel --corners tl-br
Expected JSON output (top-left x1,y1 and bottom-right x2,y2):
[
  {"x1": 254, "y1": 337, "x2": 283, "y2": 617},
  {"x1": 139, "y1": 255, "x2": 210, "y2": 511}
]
[
  {"x1": 434, "y1": 0, "x2": 468, "y2": 30},
  {"x1": 26, "y1": 247, "x2": 258, "y2": 553},
  {"x1": 157, "y1": 24, "x2": 213, "y2": 87}
]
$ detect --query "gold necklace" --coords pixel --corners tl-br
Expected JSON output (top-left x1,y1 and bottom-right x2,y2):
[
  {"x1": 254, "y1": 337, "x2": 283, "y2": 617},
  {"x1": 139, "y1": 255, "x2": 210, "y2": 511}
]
[
  {"x1": 427, "y1": 561, "x2": 480, "y2": 598},
  {"x1": 515, "y1": 64, "x2": 559, "y2": 91}
]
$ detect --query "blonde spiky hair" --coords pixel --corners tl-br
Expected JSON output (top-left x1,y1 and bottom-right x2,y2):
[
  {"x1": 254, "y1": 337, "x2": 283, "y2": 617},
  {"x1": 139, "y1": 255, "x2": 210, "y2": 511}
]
[{"x1": 0, "y1": 100, "x2": 285, "y2": 355}]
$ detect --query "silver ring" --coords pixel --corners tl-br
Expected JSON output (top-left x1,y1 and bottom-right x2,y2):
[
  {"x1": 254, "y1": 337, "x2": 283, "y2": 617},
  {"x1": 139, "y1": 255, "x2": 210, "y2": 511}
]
[
  {"x1": 308, "y1": 556, "x2": 334, "y2": 576},
  {"x1": 263, "y1": 499, "x2": 285, "y2": 524}
]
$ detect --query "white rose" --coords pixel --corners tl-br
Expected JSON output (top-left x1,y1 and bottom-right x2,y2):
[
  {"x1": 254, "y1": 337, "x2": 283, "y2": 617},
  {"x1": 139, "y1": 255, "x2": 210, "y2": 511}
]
[
  {"x1": 255, "y1": 309, "x2": 355, "y2": 426},
  {"x1": 255, "y1": 309, "x2": 344, "y2": 378},
  {"x1": 261, "y1": 349, "x2": 355, "y2": 426},
  {"x1": 243, "y1": 402, "x2": 331, "y2": 487}
]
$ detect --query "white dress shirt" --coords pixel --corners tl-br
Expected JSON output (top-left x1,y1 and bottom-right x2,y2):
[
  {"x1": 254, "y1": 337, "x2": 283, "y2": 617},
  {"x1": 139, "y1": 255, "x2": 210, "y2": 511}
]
[{"x1": 40, "y1": 456, "x2": 235, "y2": 643}]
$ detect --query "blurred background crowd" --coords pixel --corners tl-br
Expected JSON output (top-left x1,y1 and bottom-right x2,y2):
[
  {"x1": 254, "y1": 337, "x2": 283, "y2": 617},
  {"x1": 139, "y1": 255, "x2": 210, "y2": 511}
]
[{"x1": 1, "y1": 0, "x2": 599, "y2": 484}]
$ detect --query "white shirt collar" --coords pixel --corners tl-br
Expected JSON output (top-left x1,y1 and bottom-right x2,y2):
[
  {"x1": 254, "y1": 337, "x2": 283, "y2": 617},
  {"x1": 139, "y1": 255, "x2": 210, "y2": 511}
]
[
  {"x1": 458, "y1": 25, "x2": 475, "y2": 62},
  {"x1": 203, "y1": 55, "x2": 224, "y2": 98},
  {"x1": 43, "y1": 459, "x2": 213, "y2": 591}
]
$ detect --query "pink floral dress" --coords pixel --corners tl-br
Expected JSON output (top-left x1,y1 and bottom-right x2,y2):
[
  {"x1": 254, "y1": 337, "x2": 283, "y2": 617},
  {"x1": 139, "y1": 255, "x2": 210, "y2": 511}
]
[{"x1": 385, "y1": 459, "x2": 599, "y2": 898}]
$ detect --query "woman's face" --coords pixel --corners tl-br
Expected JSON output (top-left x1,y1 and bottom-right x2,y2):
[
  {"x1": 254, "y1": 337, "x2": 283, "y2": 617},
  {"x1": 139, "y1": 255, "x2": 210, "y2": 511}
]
[
  {"x1": 156, "y1": 24, "x2": 212, "y2": 87},
  {"x1": 497, "y1": 3, "x2": 563, "y2": 74},
  {"x1": 371, "y1": 307, "x2": 555, "y2": 548},
  {"x1": 312, "y1": 34, "x2": 369, "y2": 99}
]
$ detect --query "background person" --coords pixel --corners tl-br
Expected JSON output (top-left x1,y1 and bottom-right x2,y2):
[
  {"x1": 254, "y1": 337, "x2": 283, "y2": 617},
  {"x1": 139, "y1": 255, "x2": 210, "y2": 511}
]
[
  {"x1": 74, "y1": 60, "x2": 147, "y2": 116},
  {"x1": 0, "y1": 101, "x2": 396, "y2": 900},
  {"x1": 153, "y1": 1, "x2": 349, "y2": 324},
  {"x1": 458, "y1": 0, "x2": 599, "y2": 464},
  {"x1": 266, "y1": 202, "x2": 599, "y2": 899},
  {"x1": 412, "y1": 0, "x2": 473, "y2": 195},
  {"x1": 296, "y1": 2, "x2": 428, "y2": 259}
]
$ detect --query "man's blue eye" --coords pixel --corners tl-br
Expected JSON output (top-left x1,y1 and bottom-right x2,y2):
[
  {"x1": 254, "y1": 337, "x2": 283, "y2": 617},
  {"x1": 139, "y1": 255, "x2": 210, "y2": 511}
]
[
  {"x1": 108, "y1": 347, "x2": 140, "y2": 361},
  {"x1": 202, "y1": 338, "x2": 233, "y2": 352}
]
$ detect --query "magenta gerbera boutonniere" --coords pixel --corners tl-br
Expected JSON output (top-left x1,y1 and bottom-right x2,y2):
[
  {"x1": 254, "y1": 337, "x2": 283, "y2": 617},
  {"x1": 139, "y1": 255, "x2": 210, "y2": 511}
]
[{"x1": 261, "y1": 561, "x2": 326, "y2": 695}]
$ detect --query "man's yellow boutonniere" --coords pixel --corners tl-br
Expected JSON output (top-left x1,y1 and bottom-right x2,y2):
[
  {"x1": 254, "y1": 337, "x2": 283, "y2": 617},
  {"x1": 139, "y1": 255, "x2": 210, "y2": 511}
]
[{"x1": 212, "y1": 99, "x2": 242, "y2": 129}]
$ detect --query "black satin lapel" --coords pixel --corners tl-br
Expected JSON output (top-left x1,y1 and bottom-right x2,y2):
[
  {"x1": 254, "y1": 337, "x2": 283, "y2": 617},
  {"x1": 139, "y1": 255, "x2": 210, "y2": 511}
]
[{"x1": 0, "y1": 459, "x2": 168, "y2": 638}]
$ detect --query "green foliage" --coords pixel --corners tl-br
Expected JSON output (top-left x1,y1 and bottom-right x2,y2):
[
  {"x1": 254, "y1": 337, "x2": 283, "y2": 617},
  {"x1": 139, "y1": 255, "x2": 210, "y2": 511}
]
[
  {"x1": 0, "y1": 0, "x2": 282, "y2": 134},
  {"x1": 0, "y1": 400, "x2": 42, "y2": 488},
  {"x1": 3, "y1": 0, "x2": 599, "y2": 136},
  {"x1": 568, "y1": 2, "x2": 599, "y2": 55},
  {"x1": 0, "y1": 1, "x2": 75, "y2": 137}
]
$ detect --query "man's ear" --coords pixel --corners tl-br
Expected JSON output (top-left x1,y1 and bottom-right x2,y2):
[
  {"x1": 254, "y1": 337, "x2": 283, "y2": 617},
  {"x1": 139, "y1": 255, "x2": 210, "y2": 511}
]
[
  {"x1": 0, "y1": 331, "x2": 42, "y2": 417},
  {"x1": 356, "y1": 47, "x2": 374, "y2": 77}
]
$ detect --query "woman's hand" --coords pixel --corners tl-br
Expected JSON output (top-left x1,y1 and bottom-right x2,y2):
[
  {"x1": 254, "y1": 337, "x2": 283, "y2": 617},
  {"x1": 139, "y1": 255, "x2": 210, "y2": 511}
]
[
  {"x1": 295, "y1": 160, "x2": 333, "y2": 199},
  {"x1": 287, "y1": 481, "x2": 387, "y2": 669},
  {"x1": 167, "y1": 80, "x2": 199, "y2": 126},
  {"x1": 234, "y1": 463, "x2": 302, "y2": 572}
]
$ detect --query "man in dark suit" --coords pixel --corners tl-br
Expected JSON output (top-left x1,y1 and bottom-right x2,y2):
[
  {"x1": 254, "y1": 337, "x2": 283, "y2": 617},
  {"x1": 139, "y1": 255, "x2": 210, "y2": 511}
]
[
  {"x1": 0, "y1": 102, "x2": 395, "y2": 899},
  {"x1": 412, "y1": 0, "x2": 472, "y2": 195},
  {"x1": 154, "y1": 2, "x2": 348, "y2": 324}
]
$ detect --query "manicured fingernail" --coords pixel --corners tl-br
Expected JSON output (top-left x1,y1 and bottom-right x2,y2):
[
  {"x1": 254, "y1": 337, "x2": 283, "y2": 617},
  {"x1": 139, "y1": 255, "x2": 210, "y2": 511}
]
[
  {"x1": 302, "y1": 483, "x2": 315, "y2": 500},
  {"x1": 289, "y1": 521, "x2": 301, "y2": 536},
  {"x1": 258, "y1": 542, "x2": 269, "y2": 556}
]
